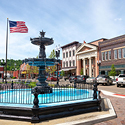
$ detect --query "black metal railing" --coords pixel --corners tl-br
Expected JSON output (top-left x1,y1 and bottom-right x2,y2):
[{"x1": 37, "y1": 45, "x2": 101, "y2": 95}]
[{"x1": 0, "y1": 82, "x2": 98, "y2": 105}]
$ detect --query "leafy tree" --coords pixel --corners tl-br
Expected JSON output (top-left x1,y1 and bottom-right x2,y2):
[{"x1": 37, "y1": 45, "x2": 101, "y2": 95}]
[
  {"x1": 109, "y1": 64, "x2": 116, "y2": 80},
  {"x1": 48, "y1": 49, "x2": 56, "y2": 59},
  {"x1": 46, "y1": 49, "x2": 57, "y2": 75},
  {"x1": 80, "y1": 68, "x2": 84, "y2": 75},
  {"x1": 61, "y1": 70, "x2": 65, "y2": 76}
]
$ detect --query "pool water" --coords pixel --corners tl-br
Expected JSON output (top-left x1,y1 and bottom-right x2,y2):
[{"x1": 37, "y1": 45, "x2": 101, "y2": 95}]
[{"x1": 0, "y1": 88, "x2": 94, "y2": 108}]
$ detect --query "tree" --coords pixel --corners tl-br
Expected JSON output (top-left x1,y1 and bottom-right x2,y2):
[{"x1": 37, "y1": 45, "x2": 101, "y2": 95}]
[
  {"x1": 46, "y1": 49, "x2": 57, "y2": 75},
  {"x1": 109, "y1": 64, "x2": 116, "y2": 80},
  {"x1": 49, "y1": 49, "x2": 56, "y2": 59},
  {"x1": 80, "y1": 68, "x2": 84, "y2": 75},
  {"x1": 61, "y1": 70, "x2": 65, "y2": 77}
]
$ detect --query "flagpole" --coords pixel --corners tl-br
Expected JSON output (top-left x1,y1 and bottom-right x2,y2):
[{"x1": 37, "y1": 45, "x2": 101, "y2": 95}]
[{"x1": 5, "y1": 18, "x2": 9, "y2": 83}]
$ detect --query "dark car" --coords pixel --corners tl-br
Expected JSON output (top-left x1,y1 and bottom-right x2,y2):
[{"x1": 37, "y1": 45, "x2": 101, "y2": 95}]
[
  {"x1": 75, "y1": 75, "x2": 89, "y2": 83},
  {"x1": 69, "y1": 76, "x2": 75, "y2": 83},
  {"x1": 95, "y1": 75, "x2": 113, "y2": 85}
]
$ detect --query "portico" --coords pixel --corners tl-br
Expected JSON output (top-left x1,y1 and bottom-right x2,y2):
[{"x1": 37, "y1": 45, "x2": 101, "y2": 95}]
[{"x1": 76, "y1": 42, "x2": 99, "y2": 77}]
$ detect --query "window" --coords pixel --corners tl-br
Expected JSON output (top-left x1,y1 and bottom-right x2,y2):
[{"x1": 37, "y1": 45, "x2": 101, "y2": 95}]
[
  {"x1": 69, "y1": 61, "x2": 71, "y2": 67},
  {"x1": 66, "y1": 52, "x2": 68, "y2": 58},
  {"x1": 63, "y1": 62, "x2": 65, "y2": 67},
  {"x1": 85, "y1": 60, "x2": 87, "y2": 65},
  {"x1": 91, "y1": 58, "x2": 93, "y2": 64},
  {"x1": 108, "y1": 51, "x2": 111, "y2": 60},
  {"x1": 63, "y1": 53, "x2": 65, "y2": 58},
  {"x1": 73, "y1": 60, "x2": 75, "y2": 66},
  {"x1": 123, "y1": 48, "x2": 125, "y2": 58},
  {"x1": 66, "y1": 62, "x2": 68, "y2": 67},
  {"x1": 69, "y1": 51, "x2": 71, "y2": 57},
  {"x1": 73, "y1": 50, "x2": 75, "y2": 56},
  {"x1": 102, "y1": 52, "x2": 105, "y2": 60},
  {"x1": 105, "y1": 51, "x2": 108, "y2": 60},
  {"x1": 114, "y1": 50, "x2": 117, "y2": 59},
  {"x1": 118, "y1": 49, "x2": 121, "y2": 59}
]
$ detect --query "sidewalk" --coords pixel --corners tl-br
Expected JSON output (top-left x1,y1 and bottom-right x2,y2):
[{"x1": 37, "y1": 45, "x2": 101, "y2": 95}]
[{"x1": 94, "y1": 91, "x2": 125, "y2": 125}]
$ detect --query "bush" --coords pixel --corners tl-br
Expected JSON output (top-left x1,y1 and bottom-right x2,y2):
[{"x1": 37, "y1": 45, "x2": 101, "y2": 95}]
[{"x1": 28, "y1": 82, "x2": 36, "y2": 88}]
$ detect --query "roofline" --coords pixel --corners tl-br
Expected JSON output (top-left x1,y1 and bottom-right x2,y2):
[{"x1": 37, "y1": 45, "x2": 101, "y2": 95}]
[
  {"x1": 61, "y1": 41, "x2": 79, "y2": 48},
  {"x1": 88, "y1": 38, "x2": 108, "y2": 44}
]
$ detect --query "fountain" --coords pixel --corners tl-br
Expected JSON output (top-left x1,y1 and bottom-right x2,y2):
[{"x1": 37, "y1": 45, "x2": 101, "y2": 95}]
[
  {"x1": 0, "y1": 31, "x2": 101, "y2": 123},
  {"x1": 24, "y1": 30, "x2": 59, "y2": 94}
]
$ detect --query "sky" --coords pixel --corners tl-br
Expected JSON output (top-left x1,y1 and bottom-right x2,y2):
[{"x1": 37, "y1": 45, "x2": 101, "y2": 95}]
[{"x1": 0, "y1": 0, "x2": 125, "y2": 60}]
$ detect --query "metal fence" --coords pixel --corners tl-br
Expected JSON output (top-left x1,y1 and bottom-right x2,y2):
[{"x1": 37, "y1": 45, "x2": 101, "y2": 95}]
[{"x1": 0, "y1": 82, "x2": 95, "y2": 105}]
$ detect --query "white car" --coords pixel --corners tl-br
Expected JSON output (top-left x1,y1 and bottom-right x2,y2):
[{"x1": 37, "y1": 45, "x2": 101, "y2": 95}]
[{"x1": 116, "y1": 74, "x2": 125, "y2": 87}]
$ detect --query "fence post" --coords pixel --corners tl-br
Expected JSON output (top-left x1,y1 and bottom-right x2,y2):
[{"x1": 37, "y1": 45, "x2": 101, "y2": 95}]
[
  {"x1": 11, "y1": 81, "x2": 13, "y2": 89},
  {"x1": 74, "y1": 76, "x2": 76, "y2": 88},
  {"x1": 31, "y1": 87, "x2": 40, "y2": 123},
  {"x1": 93, "y1": 83, "x2": 97, "y2": 99}
]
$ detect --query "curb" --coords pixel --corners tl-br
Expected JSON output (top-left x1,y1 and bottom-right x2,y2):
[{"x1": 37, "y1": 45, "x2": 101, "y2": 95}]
[
  {"x1": 100, "y1": 90, "x2": 125, "y2": 98},
  {"x1": 56, "y1": 98, "x2": 116, "y2": 125}
]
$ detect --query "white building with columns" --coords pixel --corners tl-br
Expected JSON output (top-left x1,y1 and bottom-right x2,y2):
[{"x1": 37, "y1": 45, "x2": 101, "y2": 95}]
[{"x1": 76, "y1": 39, "x2": 106, "y2": 77}]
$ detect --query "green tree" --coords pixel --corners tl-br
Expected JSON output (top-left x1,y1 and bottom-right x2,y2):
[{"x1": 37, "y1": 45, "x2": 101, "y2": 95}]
[
  {"x1": 80, "y1": 68, "x2": 84, "y2": 75},
  {"x1": 46, "y1": 49, "x2": 56, "y2": 75},
  {"x1": 49, "y1": 49, "x2": 56, "y2": 59},
  {"x1": 109, "y1": 64, "x2": 116, "y2": 80},
  {"x1": 61, "y1": 70, "x2": 65, "y2": 77}
]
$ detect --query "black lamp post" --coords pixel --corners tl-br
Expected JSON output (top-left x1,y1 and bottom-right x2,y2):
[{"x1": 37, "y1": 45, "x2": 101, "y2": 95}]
[
  {"x1": 55, "y1": 45, "x2": 60, "y2": 85},
  {"x1": 0, "y1": 60, "x2": 6, "y2": 83},
  {"x1": 97, "y1": 60, "x2": 101, "y2": 75}
]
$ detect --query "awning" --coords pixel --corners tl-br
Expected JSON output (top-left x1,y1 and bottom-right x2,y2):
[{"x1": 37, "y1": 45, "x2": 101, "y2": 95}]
[{"x1": 59, "y1": 68, "x2": 76, "y2": 71}]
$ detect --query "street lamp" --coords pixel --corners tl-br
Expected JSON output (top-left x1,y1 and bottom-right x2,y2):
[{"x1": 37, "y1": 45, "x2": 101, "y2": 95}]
[
  {"x1": 0, "y1": 60, "x2": 6, "y2": 83},
  {"x1": 97, "y1": 60, "x2": 101, "y2": 75},
  {"x1": 55, "y1": 44, "x2": 60, "y2": 85}
]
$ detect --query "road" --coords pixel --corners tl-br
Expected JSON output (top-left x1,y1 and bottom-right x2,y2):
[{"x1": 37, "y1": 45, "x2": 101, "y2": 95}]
[{"x1": 98, "y1": 83, "x2": 125, "y2": 95}]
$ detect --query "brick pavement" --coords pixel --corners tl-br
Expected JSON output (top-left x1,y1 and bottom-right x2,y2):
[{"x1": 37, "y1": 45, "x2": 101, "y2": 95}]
[{"x1": 94, "y1": 92, "x2": 125, "y2": 125}]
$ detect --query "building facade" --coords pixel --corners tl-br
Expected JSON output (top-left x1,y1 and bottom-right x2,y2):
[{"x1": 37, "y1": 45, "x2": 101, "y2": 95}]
[
  {"x1": 0, "y1": 66, "x2": 4, "y2": 79},
  {"x1": 61, "y1": 41, "x2": 82, "y2": 76},
  {"x1": 76, "y1": 39, "x2": 107, "y2": 77},
  {"x1": 99, "y1": 35, "x2": 125, "y2": 75}
]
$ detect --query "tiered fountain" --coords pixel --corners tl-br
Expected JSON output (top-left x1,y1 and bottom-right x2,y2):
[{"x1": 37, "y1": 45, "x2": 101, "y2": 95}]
[{"x1": 24, "y1": 30, "x2": 58, "y2": 94}]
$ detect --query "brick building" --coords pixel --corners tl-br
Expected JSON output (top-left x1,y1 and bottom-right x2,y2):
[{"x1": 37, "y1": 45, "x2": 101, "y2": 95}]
[
  {"x1": 99, "y1": 34, "x2": 125, "y2": 75},
  {"x1": 76, "y1": 39, "x2": 107, "y2": 77}
]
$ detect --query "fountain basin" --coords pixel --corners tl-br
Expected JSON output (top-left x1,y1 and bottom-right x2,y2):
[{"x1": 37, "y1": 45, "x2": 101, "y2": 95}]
[{"x1": 0, "y1": 87, "x2": 101, "y2": 123}]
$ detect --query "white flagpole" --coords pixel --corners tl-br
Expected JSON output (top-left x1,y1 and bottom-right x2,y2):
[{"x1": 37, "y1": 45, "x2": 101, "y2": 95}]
[{"x1": 5, "y1": 18, "x2": 9, "y2": 83}]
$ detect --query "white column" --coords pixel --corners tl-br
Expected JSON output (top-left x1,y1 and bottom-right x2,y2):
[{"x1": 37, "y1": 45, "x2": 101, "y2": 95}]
[
  {"x1": 89, "y1": 57, "x2": 92, "y2": 77},
  {"x1": 83, "y1": 58, "x2": 86, "y2": 75}
]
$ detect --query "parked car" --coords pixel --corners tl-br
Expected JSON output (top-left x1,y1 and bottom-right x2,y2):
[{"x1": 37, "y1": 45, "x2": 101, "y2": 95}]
[
  {"x1": 64, "y1": 74, "x2": 70, "y2": 81},
  {"x1": 47, "y1": 76, "x2": 57, "y2": 81},
  {"x1": 69, "y1": 76, "x2": 75, "y2": 83},
  {"x1": 116, "y1": 74, "x2": 125, "y2": 87},
  {"x1": 75, "y1": 75, "x2": 89, "y2": 83},
  {"x1": 86, "y1": 77, "x2": 96, "y2": 84},
  {"x1": 95, "y1": 75, "x2": 113, "y2": 85}
]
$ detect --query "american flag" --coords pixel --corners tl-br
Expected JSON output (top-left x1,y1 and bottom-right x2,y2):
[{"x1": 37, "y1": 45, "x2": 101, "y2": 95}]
[{"x1": 9, "y1": 20, "x2": 28, "y2": 33}]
